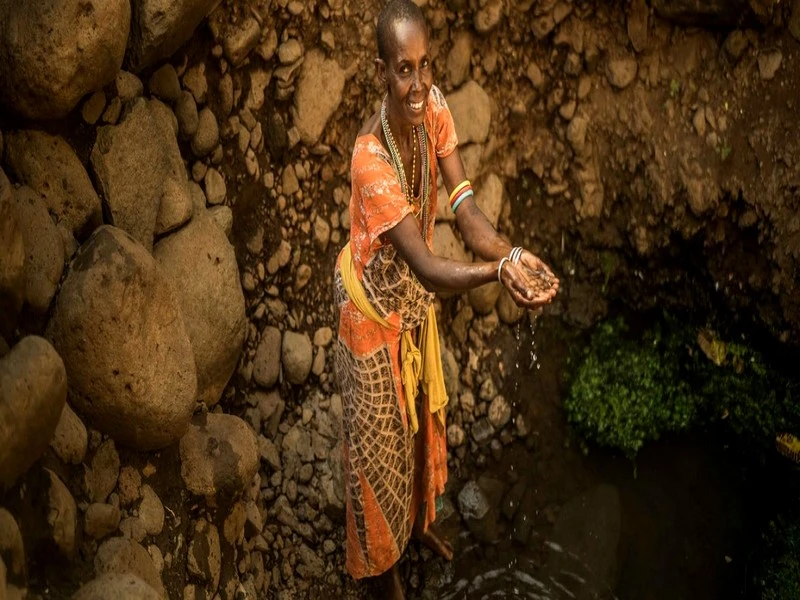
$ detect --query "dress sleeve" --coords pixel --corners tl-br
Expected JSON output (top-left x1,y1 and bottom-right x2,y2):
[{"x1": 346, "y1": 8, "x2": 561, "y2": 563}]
[
  {"x1": 429, "y1": 85, "x2": 458, "y2": 159},
  {"x1": 352, "y1": 138, "x2": 412, "y2": 252}
]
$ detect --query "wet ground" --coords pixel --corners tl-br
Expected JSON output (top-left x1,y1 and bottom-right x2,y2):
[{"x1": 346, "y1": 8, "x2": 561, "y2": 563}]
[{"x1": 416, "y1": 314, "x2": 756, "y2": 600}]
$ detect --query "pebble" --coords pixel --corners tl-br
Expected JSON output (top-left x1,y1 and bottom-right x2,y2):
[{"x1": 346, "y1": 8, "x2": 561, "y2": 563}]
[
  {"x1": 204, "y1": 167, "x2": 227, "y2": 205},
  {"x1": 758, "y1": 50, "x2": 782, "y2": 80},
  {"x1": 82, "y1": 91, "x2": 107, "y2": 125},
  {"x1": 148, "y1": 64, "x2": 181, "y2": 103},
  {"x1": 606, "y1": 56, "x2": 638, "y2": 89}
]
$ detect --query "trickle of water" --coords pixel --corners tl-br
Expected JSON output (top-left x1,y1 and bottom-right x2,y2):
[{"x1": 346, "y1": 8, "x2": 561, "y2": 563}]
[{"x1": 529, "y1": 315, "x2": 541, "y2": 370}]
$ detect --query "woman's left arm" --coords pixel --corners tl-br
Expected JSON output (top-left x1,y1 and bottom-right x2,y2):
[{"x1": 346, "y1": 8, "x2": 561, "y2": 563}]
[
  {"x1": 439, "y1": 148, "x2": 560, "y2": 297},
  {"x1": 439, "y1": 148, "x2": 512, "y2": 261}
]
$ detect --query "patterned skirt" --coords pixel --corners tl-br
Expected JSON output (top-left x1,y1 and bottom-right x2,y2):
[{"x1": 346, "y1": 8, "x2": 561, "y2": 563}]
[{"x1": 333, "y1": 246, "x2": 447, "y2": 579}]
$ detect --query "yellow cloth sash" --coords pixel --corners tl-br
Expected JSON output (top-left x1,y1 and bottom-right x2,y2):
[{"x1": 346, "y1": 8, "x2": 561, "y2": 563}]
[{"x1": 340, "y1": 242, "x2": 447, "y2": 433}]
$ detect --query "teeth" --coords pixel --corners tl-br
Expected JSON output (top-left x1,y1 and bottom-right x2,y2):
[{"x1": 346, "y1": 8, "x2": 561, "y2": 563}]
[{"x1": 409, "y1": 101, "x2": 423, "y2": 110}]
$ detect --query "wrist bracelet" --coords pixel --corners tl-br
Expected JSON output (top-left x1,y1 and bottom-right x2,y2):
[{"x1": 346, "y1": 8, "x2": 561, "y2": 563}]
[
  {"x1": 497, "y1": 256, "x2": 510, "y2": 283},
  {"x1": 509, "y1": 247, "x2": 523, "y2": 265}
]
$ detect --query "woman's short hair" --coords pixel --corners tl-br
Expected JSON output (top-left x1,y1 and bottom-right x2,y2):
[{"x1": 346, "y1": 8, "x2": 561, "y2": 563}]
[{"x1": 377, "y1": 0, "x2": 427, "y2": 61}]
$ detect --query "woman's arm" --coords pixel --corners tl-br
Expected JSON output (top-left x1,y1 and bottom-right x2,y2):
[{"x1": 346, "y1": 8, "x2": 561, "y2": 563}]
[
  {"x1": 384, "y1": 214, "x2": 549, "y2": 309},
  {"x1": 438, "y1": 148, "x2": 512, "y2": 261}
]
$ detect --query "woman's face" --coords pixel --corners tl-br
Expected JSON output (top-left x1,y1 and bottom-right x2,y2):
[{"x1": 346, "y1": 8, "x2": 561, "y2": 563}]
[{"x1": 378, "y1": 18, "x2": 433, "y2": 128}]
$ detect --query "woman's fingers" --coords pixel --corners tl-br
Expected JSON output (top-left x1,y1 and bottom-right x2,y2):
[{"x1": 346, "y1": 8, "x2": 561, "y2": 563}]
[{"x1": 501, "y1": 262, "x2": 557, "y2": 309}]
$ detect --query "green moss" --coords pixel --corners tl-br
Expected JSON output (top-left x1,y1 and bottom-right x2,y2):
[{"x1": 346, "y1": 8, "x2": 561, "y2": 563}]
[
  {"x1": 565, "y1": 315, "x2": 800, "y2": 459},
  {"x1": 564, "y1": 317, "x2": 698, "y2": 458},
  {"x1": 756, "y1": 517, "x2": 800, "y2": 600}
]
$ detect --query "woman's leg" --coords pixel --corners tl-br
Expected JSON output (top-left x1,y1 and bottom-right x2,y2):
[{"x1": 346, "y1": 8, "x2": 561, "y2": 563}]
[
  {"x1": 413, "y1": 517, "x2": 454, "y2": 561},
  {"x1": 378, "y1": 563, "x2": 405, "y2": 600}
]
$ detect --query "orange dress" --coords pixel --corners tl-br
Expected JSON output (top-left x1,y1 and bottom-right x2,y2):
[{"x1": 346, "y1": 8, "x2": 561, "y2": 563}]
[{"x1": 334, "y1": 85, "x2": 458, "y2": 579}]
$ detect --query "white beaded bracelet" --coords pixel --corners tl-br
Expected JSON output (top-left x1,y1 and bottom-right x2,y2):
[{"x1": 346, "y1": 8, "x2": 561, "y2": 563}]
[{"x1": 497, "y1": 257, "x2": 510, "y2": 283}]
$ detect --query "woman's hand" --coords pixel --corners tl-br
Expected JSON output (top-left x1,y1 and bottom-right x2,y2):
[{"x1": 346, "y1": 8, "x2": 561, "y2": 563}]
[{"x1": 499, "y1": 250, "x2": 559, "y2": 309}]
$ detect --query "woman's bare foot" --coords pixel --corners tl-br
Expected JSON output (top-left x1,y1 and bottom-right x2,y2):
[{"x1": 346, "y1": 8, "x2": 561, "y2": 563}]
[
  {"x1": 378, "y1": 564, "x2": 405, "y2": 600},
  {"x1": 414, "y1": 523, "x2": 454, "y2": 561}
]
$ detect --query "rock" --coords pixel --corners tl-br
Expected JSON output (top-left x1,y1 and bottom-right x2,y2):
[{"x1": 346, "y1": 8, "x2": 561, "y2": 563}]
[
  {"x1": 526, "y1": 63, "x2": 545, "y2": 89},
  {"x1": 118, "y1": 517, "x2": 147, "y2": 542},
  {"x1": 256, "y1": 390, "x2": 285, "y2": 439},
  {"x1": 175, "y1": 91, "x2": 199, "y2": 139},
  {"x1": 50, "y1": 403, "x2": 88, "y2": 465},
  {"x1": 297, "y1": 544, "x2": 325, "y2": 579},
  {"x1": 43, "y1": 468, "x2": 78, "y2": 559},
  {"x1": 71, "y1": 573, "x2": 162, "y2": 600},
  {"x1": 627, "y1": 0, "x2": 649, "y2": 52},
  {"x1": 148, "y1": 64, "x2": 181, "y2": 103},
  {"x1": 117, "y1": 466, "x2": 142, "y2": 507},
  {"x1": 457, "y1": 480, "x2": 498, "y2": 543},
  {"x1": 474, "y1": 0, "x2": 503, "y2": 33},
  {"x1": 651, "y1": 0, "x2": 750, "y2": 27},
  {"x1": 179, "y1": 413, "x2": 259, "y2": 498},
  {"x1": 488, "y1": 395, "x2": 511, "y2": 429},
  {"x1": 0, "y1": 176, "x2": 24, "y2": 338},
  {"x1": 253, "y1": 327, "x2": 282, "y2": 388},
  {"x1": 497, "y1": 288, "x2": 525, "y2": 324},
  {"x1": 313, "y1": 327, "x2": 333, "y2": 347},
  {"x1": 153, "y1": 214, "x2": 246, "y2": 407},
  {"x1": 223, "y1": 16, "x2": 261, "y2": 66},
  {"x1": 313, "y1": 216, "x2": 331, "y2": 252},
  {"x1": 531, "y1": 14, "x2": 556, "y2": 39},
  {"x1": 475, "y1": 174, "x2": 503, "y2": 228},
  {"x1": 447, "y1": 81, "x2": 492, "y2": 145},
  {"x1": 723, "y1": 30, "x2": 749, "y2": 61},
  {"x1": 208, "y1": 206, "x2": 233, "y2": 239},
  {"x1": 84, "y1": 503, "x2": 121, "y2": 540},
  {"x1": 0, "y1": 508, "x2": 24, "y2": 581},
  {"x1": 47, "y1": 226, "x2": 196, "y2": 450},
  {"x1": 191, "y1": 107, "x2": 219, "y2": 157},
  {"x1": 282, "y1": 424, "x2": 314, "y2": 463},
  {"x1": 606, "y1": 55, "x2": 638, "y2": 89},
  {"x1": 115, "y1": 71, "x2": 144, "y2": 101},
  {"x1": 293, "y1": 50, "x2": 346, "y2": 146},
  {"x1": 791, "y1": 0, "x2": 800, "y2": 42},
  {"x1": 0, "y1": 336, "x2": 66, "y2": 488},
  {"x1": 138, "y1": 485, "x2": 164, "y2": 536},
  {"x1": 91, "y1": 98, "x2": 193, "y2": 252},
  {"x1": 282, "y1": 332, "x2": 313, "y2": 385},
  {"x1": 433, "y1": 224, "x2": 470, "y2": 263},
  {"x1": 187, "y1": 518, "x2": 221, "y2": 590},
  {"x1": 82, "y1": 90, "x2": 107, "y2": 124},
  {"x1": 447, "y1": 424, "x2": 466, "y2": 447},
  {"x1": 0, "y1": 0, "x2": 130, "y2": 120},
  {"x1": 446, "y1": 32, "x2": 472, "y2": 87},
  {"x1": 155, "y1": 178, "x2": 193, "y2": 236},
  {"x1": 278, "y1": 39, "x2": 303, "y2": 65},
  {"x1": 282, "y1": 165, "x2": 300, "y2": 196},
  {"x1": 758, "y1": 50, "x2": 782, "y2": 80},
  {"x1": 547, "y1": 484, "x2": 621, "y2": 591},
  {"x1": 183, "y1": 63, "x2": 207, "y2": 105},
  {"x1": 126, "y1": 0, "x2": 219, "y2": 72},
  {"x1": 3, "y1": 130, "x2": 102, "y2": 239},
  {"x1": 11, "y1": 186, "x2": 65, "y2": 315},
  {"x1": 468, "y1": 282, "x2": 502, "y2": 315},
  {"x1": 204, "y1": 168, "x2": 226, "y2": 205},
  {"x1": 471, "y1": 418, "x2": 494, "y2": 444},
  {"x1": 94, "y1": 537, "x2": 165, "y2": 597},
  {"x1": 85, "y1": 439, "x2": 120, "y2": 504}
]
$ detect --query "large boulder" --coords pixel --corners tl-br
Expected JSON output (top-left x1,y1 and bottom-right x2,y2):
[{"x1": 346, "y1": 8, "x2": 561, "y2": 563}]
[
  {"x1": 47, "y1": 226, "x2": 197, "y2": 450},
  {"x1": 179, "y1": 413, "x2": 259, "y2": 498},
  {"x1": 293, "y1": 50, "x2": 346, "y2": 146},
  {"x1": 0, "y1": 0, "x2": 130, "y2": 120},
  {"x1": 447, "y1": 81, "x2": 492, "y2": 145},
  {"x1": 126, "y1": 0, "x2": 219, "y2": 72},
  {"x1": 91, "y1": 98, "x2": 193, "y2": 252},
  {"x1": 0, "y1": 336, "x2": 66, "y2": 488},
  {"x1": 71, "y1": 573, "x2": 162, "y2": 600},
  {"x1": 0, "y1": 173, "x2": 24, "y2": 338},
  {"x1": 153, "y1": 214, "x2": 245, "y2": 407},
  {"x1": 3, "y1": 131, "x2": 102, "y2": 240},
  {"x1": 94, "y1": 538, "x2": 165, "y2": 597},
  {"x1": 11, "y1": 186, "x2": 65, "y2": 316}
]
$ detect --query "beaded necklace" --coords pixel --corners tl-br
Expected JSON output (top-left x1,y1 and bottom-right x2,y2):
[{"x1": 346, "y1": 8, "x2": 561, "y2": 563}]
[{"x1": 380, "y1": 98, "x2": 431, "y2": 234}]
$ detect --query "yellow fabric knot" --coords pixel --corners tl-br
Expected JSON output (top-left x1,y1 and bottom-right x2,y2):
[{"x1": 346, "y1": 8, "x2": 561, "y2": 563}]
[{"x1": 340, "y1": 243, "x2": 447, "y2": 433}]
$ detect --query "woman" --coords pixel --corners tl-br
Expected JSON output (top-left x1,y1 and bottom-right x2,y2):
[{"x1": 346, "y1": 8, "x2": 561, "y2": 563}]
[{"x1": 334, "y1": 1, "x2": 559, "y2": 597}]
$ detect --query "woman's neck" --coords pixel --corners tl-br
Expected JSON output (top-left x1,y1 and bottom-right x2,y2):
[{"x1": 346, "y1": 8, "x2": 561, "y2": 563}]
[{"x1": 384, "y1": 106, "x2": 416, "y2": 154}]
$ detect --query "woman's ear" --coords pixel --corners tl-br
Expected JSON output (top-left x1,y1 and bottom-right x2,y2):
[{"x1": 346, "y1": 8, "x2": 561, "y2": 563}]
[{"x1": 375, "y1": 58, "x2": 387, "y2": 86}]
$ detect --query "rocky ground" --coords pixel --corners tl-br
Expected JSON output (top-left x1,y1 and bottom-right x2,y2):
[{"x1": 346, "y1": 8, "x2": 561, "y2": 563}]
[{"x1": 1, "y1": 0, "x2": 800, "y2": 598}]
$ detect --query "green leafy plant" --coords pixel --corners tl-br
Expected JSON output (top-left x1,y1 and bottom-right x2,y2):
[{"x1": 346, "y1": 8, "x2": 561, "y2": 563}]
[{"x1": 756, "y1": 517, "x2": 800, "y2": 600}]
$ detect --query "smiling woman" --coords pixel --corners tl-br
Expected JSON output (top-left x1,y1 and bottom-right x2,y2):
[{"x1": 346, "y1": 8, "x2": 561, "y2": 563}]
[{"x1": 332, "y1": 1, "x2": 559, "y2": 598}]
